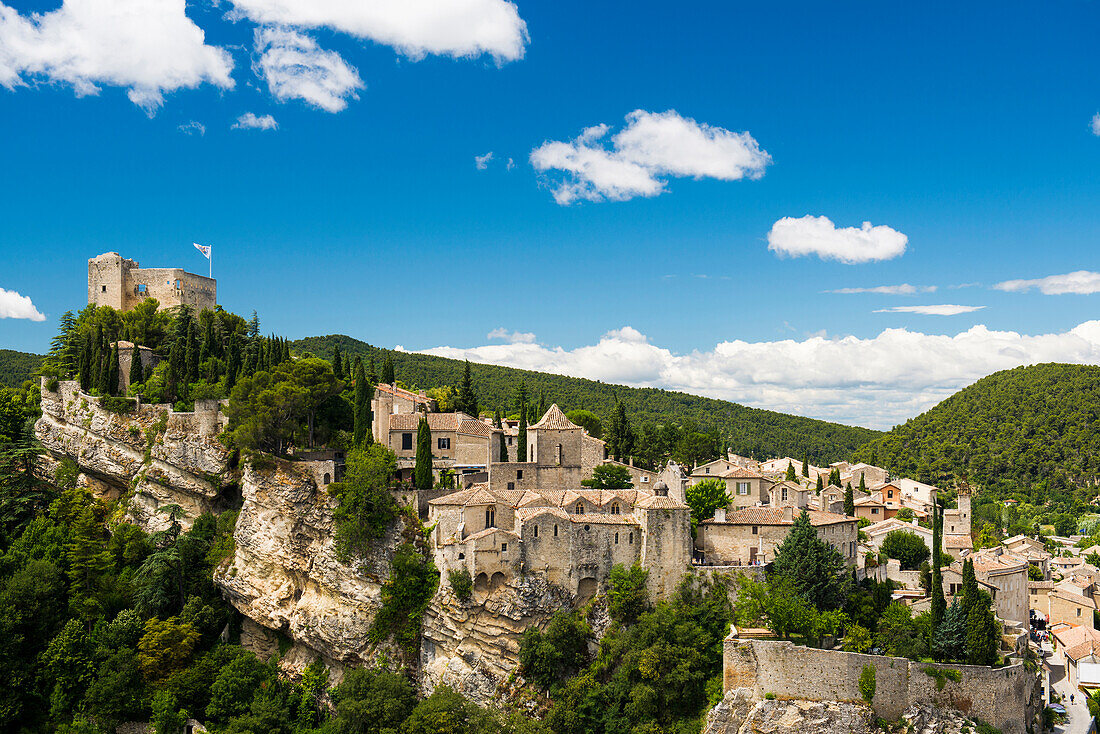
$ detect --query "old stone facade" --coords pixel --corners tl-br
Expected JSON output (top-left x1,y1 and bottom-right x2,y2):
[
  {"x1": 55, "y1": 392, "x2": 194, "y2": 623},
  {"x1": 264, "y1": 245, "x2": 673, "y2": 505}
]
[
  {"x1": 696, "y1": 506, "x2": 858, "y2": 566},
  {"x1": 88, "y1": 252, "x2": 216, "y2": 312}
]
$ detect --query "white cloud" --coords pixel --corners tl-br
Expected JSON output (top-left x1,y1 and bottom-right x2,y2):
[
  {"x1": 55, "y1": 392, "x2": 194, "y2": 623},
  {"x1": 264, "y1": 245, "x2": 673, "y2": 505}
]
[
  {"x1": 1092, "y1": 113, "x2": 1100, "y2": 137},
  {"x1": 253, "y1": 27, "x2": 363, "y2": 112},
  {"x1": 994, "y1": 270, "x2": 1100, "y2": 295},
  {"x1": 0, "y1": 287, "x2": 45, "y2": 321},
  {"x1": 415, "y1": 321, "x2": 1100, "y2": 429},
  {"x1": 0, "y1": 0, "x2": 234, "y2": 113},
  {"x1": 874, "y1": 305, "x2": 985, "y2": 316},
  {"x1": 530, "y1": 109, "x2": 770, "y2": 205},
  {"x1": 487, "y1": 327, "x2": 535, "y2": 344},
  {"x1": 506, "y1": 157, "x2": 515, "y2": 170},
  {"x1": 475, "y1": 151, "x2": 493, "y2": 170},
  {"x1": 828, "y1": 284, "x2": 936, "y2": 295},
  {"x1": 227, "y1": 0, "x2": 528, "y2": 62},
  {"x1": 233, "y1": 112, "x2": 278, "y2": 130},
  {"x1": 768, "y1": 215, "x2": 908, "y2": 264},
  {"x1": 177, "y1": 120, "x2": 205, "y2": 136}
]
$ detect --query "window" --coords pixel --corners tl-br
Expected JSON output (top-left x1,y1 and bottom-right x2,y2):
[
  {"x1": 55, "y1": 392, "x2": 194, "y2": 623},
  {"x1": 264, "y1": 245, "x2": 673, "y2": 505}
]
[
  {"x1": 1078, "y1": 608, "x2": 1083, "y2": 617},
  {"x1": 501, "y1": 543, "x2": 508, "y2": 552},
  {"x1": 508, "y1": 437, "x2": 514, "y2": 445},
  {"x1": 629, "y1": 532, "x2": 634, "y2": 544},
  {"x1": 517, "y1": 470, "x2": 523, "y2": 480},
  {"x1": 752, "y1": 525, "x2": 758, "y2": 535},
  {"x1": 533, "y1": 525, "x2": 539, "y2": 538},
  {"x1": 401, "y1": 433, "x2": 413, "y2": 450},
  {"x1": 887, "y1": 490, "x2": 894, "y2": 499},
  {"x1": 584, "y1": 524, "x2": 590, "y2": 531},
  {"x1": 485, "y1": 508, "x2": 495, "y2": 528},
  {"x1": 781, "y1": 487, "x2": 788, "y2": 501},
  {"x1": 507, "y1": 482, "x2": 515, "y2": 491},
  {"x1": 610, "y1": 503, "x2": 620, "y2": 515},
  {"x1": 556, "y1": 444, "x2": 562, "y2": 465},
  {"x1": 137, "y1": 284, "x2": 147, "y2": 293},
  {"x1": 615, "y1": 533, "x2": 619, "y2": 544},
  {"x1": 554, "y1": 524, "x2": 558, "y2": 537},
  {"x1": 323, "y1": 472, "x2": 331, "y2": 485},
  {"x1": 575, "y1": 503, "x2": 585, "y2": 514},
  {"x1": 438, "y1": 437, "x2": 451, "y2": 450},
  {"x1": 738, "y1": 482, "x2": 750, "y2": 496},
  {"x1": 458, "y1": 553, "x2": 465, "y2": 560},
  {"x1": 872, "y1": 508, "x2": 879, "y2": 515},
  {"x1": 641, "y1": 476, "x2": 649, "y2": 483},
  {"x1": 705, "y1": 467, "x2": 710, "y2": 474},
  {"x1": 101, "y1": 285, "x2": 107, "y2": 293}
]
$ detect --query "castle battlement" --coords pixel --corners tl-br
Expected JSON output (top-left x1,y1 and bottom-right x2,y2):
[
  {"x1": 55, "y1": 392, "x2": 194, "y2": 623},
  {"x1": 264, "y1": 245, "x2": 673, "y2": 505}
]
[{"x1": 88, "y1": 251, "x2": 216, "y2": 313}]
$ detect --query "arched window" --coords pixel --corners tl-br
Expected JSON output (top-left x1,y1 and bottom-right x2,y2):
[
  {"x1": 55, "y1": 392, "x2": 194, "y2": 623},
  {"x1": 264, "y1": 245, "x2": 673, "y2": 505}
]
[
  {"x1": 610, "y1": 502, "x2": 621, "y2": 515},
  {"x1": 485, "y1": 508, "x2": 495, "y2": 528},
  {"x1": 323, "y1": 472, "x2": 331, "y2": 485},
  {"x1": 553, "y1": 524, "x2": 559, "y2": 537},
  {"x1": 533, "y1": 525, "x2": 539, "y2": 538},
  {"x1": 556, "y1": 444, "x2": 562, "y2": 465},
  {"x1": 615, "y1": 532, "x2": 619, "y2": 544},
  {"x1": 575, "y1": 502, "x2": 585, "y2": 514},
  {"x1": 629, "y1": 532, "x2": 634, "y2": 544}
]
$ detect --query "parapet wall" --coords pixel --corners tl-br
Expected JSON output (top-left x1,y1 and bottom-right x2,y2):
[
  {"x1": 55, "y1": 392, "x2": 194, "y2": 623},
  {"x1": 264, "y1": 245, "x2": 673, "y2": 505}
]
[{"x1": 724, "y1": 638, "x2": 1039, "y2": 734}]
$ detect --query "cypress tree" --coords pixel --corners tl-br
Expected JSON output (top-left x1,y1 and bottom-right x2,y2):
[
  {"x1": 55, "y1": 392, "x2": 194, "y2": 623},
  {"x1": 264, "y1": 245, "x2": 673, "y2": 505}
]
[
  {"x1": 108, "y1": 341, "x2": 120, "y2": 396},
  {"x1": 185, "y1": 320, "x2": 199, "y2": 384},
  {"x1": 353, "y1": 361, "x2": 372, "y2": 446},
  {"x1": 966, "y1": 590, "x2": 1000, "y2": 665},
  {"x1": 247, "y1": 310, "x2": 260, "y2": 339},
  {"x1": 368, "y1": 357, "x2": 377, "y2": 385},
  {"x1": 332, "y1": 344, "x2": 344, "y2": 381},
  {"x1": 457, "y1": 361, "x2": 478, "y2": 417},
  {"x1": 493, "y1": 410, "x2": 503, "y2": 429},
  {"x1": 858, "y1": 473, "x2": 867, "y2": 492},
  {"x1": 517, "y1": 413, "x2": 528, "y2": 463},
  {"x1": 537, "y1": 391, "x2": 547, "y2": 420},
  {"x1": 381, "y1": 355, "x2": 395, "y2": 385},
  {"x1": 344, "y1": 355, "x2": 352, "y2": 382},
  {"x1": 931, "y1": 499, "x2": 946, "y2": 629},
  {"x1": 960, "y1": 559, "x2": 979, "y2": 616},
  {"x1": 79, "y1": 333, "x2": 92, "y2": 391},
  {"x1": 225, "y1": 335, "x2": 241, "y2": 391},
  {"x1": 414, "y1": 416, "x2": 433, "y2": 490},
  {"x1": 128, "y1": 344, "x2": 143, "y2": 389},
  {"x1": 498, "y1": 431, "x2": 508, "y2": 462},
  {"x1": 802, "y1": 453, "x2": 810, "y2": 478},
  {"x1": 818, "y1": 474, "x2": 826, "y2": 495},
  {"x1": 785, "y1": 461, "x2": 797, "y2": 482},
  {"x1": 843, "y1": 481, "x2": 855, "y2": 516}
]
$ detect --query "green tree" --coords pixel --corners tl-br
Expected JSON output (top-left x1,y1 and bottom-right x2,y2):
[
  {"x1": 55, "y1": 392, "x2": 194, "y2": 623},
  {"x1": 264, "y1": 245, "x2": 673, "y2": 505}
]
[
  {"x1": 330, "y1": 668, "x2": 416, "y2": 734},
  {"x1": 607, "y1": 400, "x2": 635, "y2": 462},
  {"x1": 874, "y1": 602, "x2": 926, "y2": 659},
  {"x1": 843, "y1": 481, "x2": 855, "y2": 516},
  {"x1": 607, "y1": 564, "x2": 649, "y2": 626},
  {"x1": 859, "y1": 665, "x2": 876, "y2": 703},
  {"x1": 771, "y1": 509, "x2": 850, "y2": 610},
  {"x1": 66, "y1": 497, "x2": 114, "y2": 620},
  {"x1": 930, "y1": 500, "x2": 946, "y2": 629},
  {"x1": 370, "y1": 543, "x2": 438, "y2": 651},
  {"x1": 381, "y1": 355, "x2": 395, "y2": 385},
  {"x1": 224, "y1": 369, "x2": 306, "y2": 456},
  {"x1": 414, "y1": 416, "x2": 433, "y2": 490},
  {"x1": 785, "y1": 460, "x2": 797, "y2": 482},
  {"x1": 137, "y1": 617, "x2": 200, "y2": 682},
  {"x1": 933, "y1": 599, "x2": 968, "y2": 661},
  {"x1": 881, "y1": 530, "x2": 930, "y2": 570},
  {"x1": 352, "y1": 358, "x2": 372, "y2": 446},
  {"x1": 515, "y1": 382, "x2": 529, "y2": 462},
  {"x1": 566, "y1": 409, "x2": 602, "y2": 438},
  {"x1": 456, "y1": 361, "x2": 478, "y2": 417},
  {"x1": 685, "y1": 478, "x2": 730, "y2": 527},
  {"x1": 205, "y1": 652, "x2": 269, "y2": 723},
  {"x1": 965, "y1": 590, "x2": 1000, "y2": 665},
  {"x1": 960, "y1": 558, "x2": 979, "y2": 616},
  {"x1": 581, "y1": 463, "x2": 633, "y2": 489},
  {"x1": 518, "y1": 611, "x2": 592, "y2": 692},
  {"x1": 332, "y1": 343, "x2": 344, "y2": 381},
  {"x1": 127, "y1": 344, "x2": 143, "y2": 389},
  {"x1": 802, "y1": 453, "x2": 810, "y2": 478},
  {"x1": 329, "y1": 444, "x2": 399, "y2": 562}
]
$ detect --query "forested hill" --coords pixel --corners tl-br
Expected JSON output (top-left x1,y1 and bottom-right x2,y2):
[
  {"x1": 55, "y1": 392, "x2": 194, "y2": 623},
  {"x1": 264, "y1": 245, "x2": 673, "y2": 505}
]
[
  {"x1": 0, "y1": 349, "x2": 42, "y2": 387},
  {"x1": 291, "y1": 334, "x2": 880, "y2": 463},
  {"x1": 853, "y1": 363, "x2": 1100, "y2": 494}
]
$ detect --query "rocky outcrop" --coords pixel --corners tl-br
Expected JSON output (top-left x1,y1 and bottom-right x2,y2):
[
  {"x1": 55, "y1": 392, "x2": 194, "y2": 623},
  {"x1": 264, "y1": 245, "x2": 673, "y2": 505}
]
[
  {"x1": 703, "y1": 689, "x2": 994, "y2": 734},
  {"x1": 420, "y1": 574, "x2": 575, "y2": 703},
  {"x1": 34, "y1": 379, "x2": 232, "y2": 531}
]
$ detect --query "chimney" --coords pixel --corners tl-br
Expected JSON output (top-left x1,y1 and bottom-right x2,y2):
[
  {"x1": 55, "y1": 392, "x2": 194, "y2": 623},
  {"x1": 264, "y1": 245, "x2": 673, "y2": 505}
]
[
  {"x1": 782, "y1": 506, "x2": 794, "y2": 521},
  {"x1": 714, "y1": 507, "x2": 726, "y2": 523}
]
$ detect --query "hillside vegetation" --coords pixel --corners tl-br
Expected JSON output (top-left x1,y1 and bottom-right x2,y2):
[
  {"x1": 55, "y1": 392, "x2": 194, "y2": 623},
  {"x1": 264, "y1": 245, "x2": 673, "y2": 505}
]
[
  {"x1": 854, "y1": 363, "x2": 1100, "y2": 502},
  {"x1": 0, "y1": 349, "x2": 42, "y2": 387},
  {"x1": 291, "y1": 334, "x2": 880, "y2": 464}
]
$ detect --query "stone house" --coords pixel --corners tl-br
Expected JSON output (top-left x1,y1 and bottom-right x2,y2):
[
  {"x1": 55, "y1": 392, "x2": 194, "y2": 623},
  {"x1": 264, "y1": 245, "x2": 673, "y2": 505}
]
[
  {"x1": 601, "y1": 458, "x2": 659, "y2": 489},
  {"x1": 370, "y1": 382, "x2": 438, "y2": 444},
  {"x1": 690, "y1": 464, "x2": 773, "y2": 510},
  {"x1": 863, "y1": 517, "x2": 933, "y2": 556},
  {"x1": 383, "y1": 411, "x2": 501, "y2": 485},
  {"x1": 963, "y1": 548, "x2": 1030, "y2": 627},
  {"x1": 853, "y1": 495, "x2": 891, "y2": 522},
  {"x1": 837, "y1": 462, "x2": 889, "y2": 487},
  {"x1": 1004, "y1": 535, "x2": 1051, "y2": 579},
  {"x1": 1029, "y1": 581, "x2": 1053, "y2": 617},
  {"x1": 892, "y1": 478, "x2": 938, "y2": 512},
  {"x1": 88, "y1": 251, "x2": 215, "y2": 313},
  {"x1": 1048, "y1": 590, "x2": 1098, "y2": 630},
  {"x1": 1051, "y1": 555, "x2": 1086, "y2": 579},
  {"x1": 767, "y1": 480, "x2": 813, "y2": 509},
  {"x1": 1065, "y1": 640, "x2": 1100, "y2": 690},
  {"x1": 695, "y1": 507, "x2": 858, "y2": 566}
]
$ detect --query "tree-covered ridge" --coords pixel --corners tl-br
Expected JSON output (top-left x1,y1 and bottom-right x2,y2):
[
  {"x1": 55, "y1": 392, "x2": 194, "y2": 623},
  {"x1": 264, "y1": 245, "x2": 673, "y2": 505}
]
[
  {"x1": 291, "y1": 334, "x2": 881, "y2": 464},
  {"x1": 0, "y1": 349, "x2": 43, "y2": 387},
  {"x1": 853, "y1": 363, "x2": 1100, "y2": 494}
]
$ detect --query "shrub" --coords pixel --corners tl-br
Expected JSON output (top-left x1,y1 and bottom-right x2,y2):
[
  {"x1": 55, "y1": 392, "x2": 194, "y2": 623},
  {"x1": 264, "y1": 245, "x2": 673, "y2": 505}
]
[
  {"x1": 100, "y1": 396, "x2": 136, "y2": 414},
  {"x1": 449, "y1": 568, "x2": 472, "y2": 602},
  {"x1": 369, "y1": 543, "x2": 439, "y2": 652},
  {"x1": 46, "y1": 378, "x2": 59, "y2": 392},
  {"x1": 764, "y1": 692, "x2": 776, "y2": 700},
  {"x1": 859, "y1": 665, "x2": 876, "y2": 704}
]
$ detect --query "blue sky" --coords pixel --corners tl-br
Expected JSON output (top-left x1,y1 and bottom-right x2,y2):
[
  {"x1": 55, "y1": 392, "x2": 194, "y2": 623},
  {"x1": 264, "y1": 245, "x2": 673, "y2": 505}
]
[{"x1": 2, "y1": 0, "x2": 1100, "y2": 428}]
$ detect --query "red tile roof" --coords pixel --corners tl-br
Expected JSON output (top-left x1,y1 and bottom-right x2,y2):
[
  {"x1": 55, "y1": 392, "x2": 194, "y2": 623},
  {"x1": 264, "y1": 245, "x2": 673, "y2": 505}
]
[{"x1": 530, "y1": 404, "x2": 579, "y2": 430}]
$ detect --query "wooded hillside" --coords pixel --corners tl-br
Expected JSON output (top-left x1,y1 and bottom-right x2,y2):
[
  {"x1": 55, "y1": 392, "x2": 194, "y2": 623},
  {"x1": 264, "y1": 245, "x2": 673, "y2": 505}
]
[{"x1": 0, "y1": 349, "x2": 42, "y2": 387}]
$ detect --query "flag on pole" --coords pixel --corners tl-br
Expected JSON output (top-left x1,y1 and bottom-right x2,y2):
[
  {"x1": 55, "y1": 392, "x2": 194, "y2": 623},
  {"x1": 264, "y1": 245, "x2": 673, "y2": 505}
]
[{"x1": 193, "y1": 242, "x2": 211, "y2": 259}]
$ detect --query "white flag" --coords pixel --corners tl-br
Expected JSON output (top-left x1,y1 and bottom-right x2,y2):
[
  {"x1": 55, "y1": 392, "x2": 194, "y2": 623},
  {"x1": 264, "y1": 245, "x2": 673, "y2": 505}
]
[{"x1": 193, "y1": 242, "x2": 211, "y2": 259}]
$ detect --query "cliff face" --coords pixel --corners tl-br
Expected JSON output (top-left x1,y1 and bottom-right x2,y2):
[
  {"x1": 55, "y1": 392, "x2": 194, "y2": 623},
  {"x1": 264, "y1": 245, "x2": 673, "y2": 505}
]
[{"x1": 34, "y1": 380, "x2": 232, "y2": 531}]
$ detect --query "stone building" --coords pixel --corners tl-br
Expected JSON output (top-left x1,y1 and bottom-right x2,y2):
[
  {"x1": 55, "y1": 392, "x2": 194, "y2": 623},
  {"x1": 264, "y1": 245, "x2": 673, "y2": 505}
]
[
  {"x1": 88, "y1": 252, "x2": 216, "y2": 313},
  {"x1": 956, "y1": 548, "x2": 1029, "y2": 627},
  {"x1": 690, "y1": 463, "x2": 773, "y2": 510},
  {"x1": 695, "y1": 506, "x2": 858, "y2": 566},
  {"x1": 382, "y1": 411, "x2": 501, "y2": 485},
  {"x1": 942, "y1": 489, "x2": 972, "y2": 551}
]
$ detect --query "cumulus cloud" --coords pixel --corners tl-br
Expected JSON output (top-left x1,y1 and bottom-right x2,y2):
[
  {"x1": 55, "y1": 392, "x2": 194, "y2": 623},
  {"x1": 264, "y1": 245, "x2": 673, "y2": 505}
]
[
  {"x1": 994, "y1": 270, "x2": 1100, "y2": 295},
  {"x1": 530, "y1": 109, "x2": 770, "y2": 205},
  {"x1": 253, "y1": 27, "x2": 363, "y2": 112},
  {"x1": 475, "y1": 151, "x2": 494, "y2": 170},
  {"x1": 226, "y1": 0, "x2": 528, "y2": 62},
  {"x1": 177, "y1": 120, "x2": 205, "y2": 136},
  {"x1": 828, "y1": 284, "x2": 936, "y2": 295},
  {"x1": 0, "y1": 287, "x2": 45, "y2": 321},
  {"x1": 487, "y1": 327, "x2": 535, "y2": 344},
  {"x1": 1092, "y1": 113, "x2": 1100, "y2": 137},
  {"x1": 0, "y1": 0, "x2": 233, "y2": 113},
  {"x1": 233, "y1": 112, "x2": 278, "y2": 130},
  {"x1": 874, "y1": 305, "x2": 985, "y2": 316},
  {"x1": 415, "y1": 321, "x2": 1100, "y2": 429},
  {"x1": 767, "y1": 215, "x2": 908, "y2": 264}
]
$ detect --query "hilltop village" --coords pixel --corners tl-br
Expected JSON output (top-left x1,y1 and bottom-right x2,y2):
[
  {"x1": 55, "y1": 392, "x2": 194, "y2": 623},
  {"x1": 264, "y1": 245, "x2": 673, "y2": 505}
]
[{"x1": 0, "y1": 252, "x2": 1065, "y2": 732}]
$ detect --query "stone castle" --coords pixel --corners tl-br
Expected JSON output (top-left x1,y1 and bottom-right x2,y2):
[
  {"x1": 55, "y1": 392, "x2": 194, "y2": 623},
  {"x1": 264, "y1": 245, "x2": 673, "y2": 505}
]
[{"x1": 88, "y1": 251, "x2": 216, "y2": 312}]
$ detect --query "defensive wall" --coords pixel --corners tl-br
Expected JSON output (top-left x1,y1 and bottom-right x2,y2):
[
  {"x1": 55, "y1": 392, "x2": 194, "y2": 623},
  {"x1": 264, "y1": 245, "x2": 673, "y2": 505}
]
[{"x1": 723, "y1": 637, "x2": 1040, "y2": 734}]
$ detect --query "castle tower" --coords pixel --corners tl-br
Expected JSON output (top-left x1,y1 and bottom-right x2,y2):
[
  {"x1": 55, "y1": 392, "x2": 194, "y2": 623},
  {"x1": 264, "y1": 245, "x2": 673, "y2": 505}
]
[
  {"x1": 635, "y1": 480, "x2": 692, "y2": 599},
  {"x1": 955, "y1": 488, "x2": 971, "y2": 536}
]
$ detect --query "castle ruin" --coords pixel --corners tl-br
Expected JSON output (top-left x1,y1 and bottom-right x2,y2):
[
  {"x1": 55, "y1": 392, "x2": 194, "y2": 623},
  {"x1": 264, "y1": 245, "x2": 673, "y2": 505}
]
[{"x1": 88, "y1": 251, "x2": 216, "y2": 312}]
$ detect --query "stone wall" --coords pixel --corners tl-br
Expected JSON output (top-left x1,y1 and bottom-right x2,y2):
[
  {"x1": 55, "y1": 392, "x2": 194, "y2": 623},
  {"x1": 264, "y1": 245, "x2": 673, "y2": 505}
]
[
  {"x1": 723, "y1": 638, "x2": 1040, "y2": 734},
  {"x1": 87, "y1": 252, "x2": 215, "y2": 312}
]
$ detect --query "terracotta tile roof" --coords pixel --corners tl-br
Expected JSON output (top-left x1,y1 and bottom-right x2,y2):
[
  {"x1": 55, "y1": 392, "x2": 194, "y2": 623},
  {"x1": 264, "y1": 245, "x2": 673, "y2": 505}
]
[
  {"x1": 635, "y1": 494, "x2": 688, "y2": 510},
  {"x1": 389, "y1": 412, "x2": 468, "y2": 432},
  {"x1": 1065, "y1": 639, "x2": 1100, "y2": 662},
  {"x1": 708, "y1": 507, "x2": 854, "y2": 527},
  {"x1": 1029, "y1": 581, "x2": 1054, "y2": 590},
  {"x1": 1050, "y1": 590, "x2": 1097, "y2": 609},
  {"x1": 464, "y1": 526, "x2": 520, "y2": 542},
  {"x1": 568, "y1": 514, "x2": 639, "y2": 525},
  {"x1": 531, "y1": 404, "x2": 579, "y2": 430},
  {"x1": 1052, "y1": 624, "x2": 1100, "y2": 650},
  {"x1": 375, "y1": 383, "x2": 433, "y2": 403},
  {"x1": 854, "y1": 496, "x2": 886, "y2": 507},
  {"x1": 458, "y1": 419, "x2": 494, "y2": 438},
  {"x1": 719, "y1": 467, "x2": 763, "y2": 479},
  {"x1": 945, "y1": 535, "x2": 973, "y2": 549},
  {"x1": 516, "y1": 506, "x2": 570, "y2": 522}
]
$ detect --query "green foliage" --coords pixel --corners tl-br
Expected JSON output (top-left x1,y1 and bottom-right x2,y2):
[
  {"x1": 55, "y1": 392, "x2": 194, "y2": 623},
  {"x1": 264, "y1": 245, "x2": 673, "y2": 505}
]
[
  {"x1": 734, "y1": 574, "x2": 819, "y2": 641},
  {"x1": 329, "y1": 444, "x2": 399, "y2": 563},
  {"x1": 138, "y1": 617, "x2": 201, "y2": 682},
  {"x1": 607, "y1": 564, "x2": 649, "y2": 626},
  {"x1": 922, "y1": 666, "x2": 961, "y2": 691},
  {"x1": 455, "y1": 360, "x2": 479, "y2": 417},
  {"x1": 771, "y1": 509, "x2": 850, "y2": 610},
  {"x1": 330, "y1": 667, "x2": 417, "y2": 734},
  {"x1": 965, "y1": 590, "x2": 1000, "y2": 666},
  {"x1": 581, "y1": 463, "x2": 634, "y2": 490},
  {"x1": 519, "y1": 611, "x2": 593, "y2": 692},
  {"x1": 685, "y1": 478, "x2": 730, "y2": 527},
  {"x1": 874, "y1": 603, "x2": 927, "y2": 659},
  {"x1": 858, "y1": 665, "x2": 876, "y2": 704},
  {"x1": 566, "y1": 409, "x2": 602, "y2": 438},
  {"x1": 843, "y1": 482, "x2": 854, "y2": 516},
  {"x1": 785, "y1": 461, "x2": 797, "y2": 481},
  {"x1": 0, "y1": 349, "x2": 44, "y2": 387},
  {"x1": 448, "y1": 568, "x2": 472, "y2": 601},
  {"x1": 881, "y1": 530, "x2": 930, "y2": 570},
  {"x1": 99, "y1": 395, "x2": 136, "y2": 414},
  {"x1": 370, "y1": 543, "x2": 438, "y2": 652},
  {"x1": 292, "y1": 335, "x2": 880, "y2": 463},
  {"x1": 414, "y1": 415, "x2": 433, "y2": 491},
  {"x1": 842, "y1": 623, "x2": 872, "y2": 653}
]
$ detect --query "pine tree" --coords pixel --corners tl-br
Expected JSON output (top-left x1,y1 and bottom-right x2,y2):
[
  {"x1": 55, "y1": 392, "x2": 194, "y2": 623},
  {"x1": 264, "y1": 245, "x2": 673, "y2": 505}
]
[
  {"x1": 786, "y1": 461, "x2": 797, "y2": 482},
  {"x1": 247, "y1": 310, "x2": 260, "y2": 339},
  {"x1": 381, "y1": 355, "x2": 395, "y2": 385},
  {"x1": 802, "y1": 453, "x2": 810, "y2": 478},
  {"x1": 930, "y1": 499, "x2": 946, "y2": 629},
  {"x1": 457, "y1": 361, "x2": 478, "y2": 417},
  {"x1": 933, "y1": 599, "x2": 968, "y2": 661},
  {"x1": 843, "y1": 481, "x2": 855, "y2": 516},
  {"x1": 353, "y1": 361, "x2": 372, "y2": 446},
  {"x1": 414, "y1": 416, "x2": 433, "y2": 490},
  {"x1": 965, "y1": 590, "x2": 1000, "y2": 665},
  {"x1": 332, "y1": 344, "x2": 344, "y2": 381}
]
